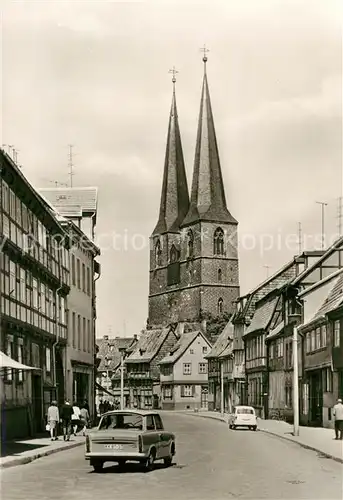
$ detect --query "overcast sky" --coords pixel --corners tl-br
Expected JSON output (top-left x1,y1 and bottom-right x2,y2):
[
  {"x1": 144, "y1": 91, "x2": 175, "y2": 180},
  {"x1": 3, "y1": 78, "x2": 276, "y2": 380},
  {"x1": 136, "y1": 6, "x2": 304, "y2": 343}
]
[{"x1": 2, "y1": 0, "x2": 342, "y2": 337}]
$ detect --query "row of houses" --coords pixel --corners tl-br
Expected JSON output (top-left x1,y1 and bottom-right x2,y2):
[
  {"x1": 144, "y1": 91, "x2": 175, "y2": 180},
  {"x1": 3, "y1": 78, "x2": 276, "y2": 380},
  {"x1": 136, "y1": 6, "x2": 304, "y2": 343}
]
[
  {"x1": 96, "y1": 323, "x2": 212, "y2": 411},
  {"x1": 0, "y1": 148, "x2": 101, "y2": 440},
  {"x1": 96, "y1": 238, "x2": 343, "y2": 429},
  {"x1": 207, "y1": 240, "x2": 343, "y2": 428}
]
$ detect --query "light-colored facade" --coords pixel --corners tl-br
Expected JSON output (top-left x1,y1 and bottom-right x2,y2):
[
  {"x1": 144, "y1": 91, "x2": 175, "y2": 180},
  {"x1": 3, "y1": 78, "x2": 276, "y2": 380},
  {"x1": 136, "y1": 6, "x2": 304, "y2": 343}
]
[
  {"x1": 160, "y1": 331, "x2": 212, "y2": 410},
  {"x1": 61, "y1": 220, "x2": 100, "y2": 415}
]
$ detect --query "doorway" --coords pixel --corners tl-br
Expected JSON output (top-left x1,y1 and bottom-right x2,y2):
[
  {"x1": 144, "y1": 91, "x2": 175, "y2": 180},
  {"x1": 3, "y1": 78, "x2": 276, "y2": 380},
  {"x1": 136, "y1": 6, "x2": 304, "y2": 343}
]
[
  {"x1": 309, "y1": 371, "x2": 323, "y2": 426},
  {"x1": 201, "y1": 386, "x2": 209, "y2": 409},
  {"x1": 32, "y1": 374, "x2": 43, "y2": 434}
]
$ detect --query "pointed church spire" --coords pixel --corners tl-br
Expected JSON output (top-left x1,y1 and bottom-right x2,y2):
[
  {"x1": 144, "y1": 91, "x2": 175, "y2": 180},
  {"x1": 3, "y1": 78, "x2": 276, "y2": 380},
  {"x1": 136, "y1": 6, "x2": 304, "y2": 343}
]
[
  {"x1": 152, "y1": 69, "x2": 190, "y2": 235},
  {"x1": 182, "y1": 50, "x2": 237, "y2": 226}
]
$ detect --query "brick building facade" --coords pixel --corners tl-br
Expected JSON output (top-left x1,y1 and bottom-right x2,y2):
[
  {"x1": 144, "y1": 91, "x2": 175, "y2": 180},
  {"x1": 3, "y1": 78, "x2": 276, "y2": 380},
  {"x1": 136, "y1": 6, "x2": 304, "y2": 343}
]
[{"x1": 148, "y1": 59, "x2": 239, "y2": 329}]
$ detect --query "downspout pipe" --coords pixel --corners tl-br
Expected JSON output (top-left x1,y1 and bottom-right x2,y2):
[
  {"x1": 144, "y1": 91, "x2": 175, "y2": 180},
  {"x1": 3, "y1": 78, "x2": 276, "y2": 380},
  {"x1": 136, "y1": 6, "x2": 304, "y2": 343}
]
[{"x1": 93, "y1": 266, "x2": 101, "y2": 419}]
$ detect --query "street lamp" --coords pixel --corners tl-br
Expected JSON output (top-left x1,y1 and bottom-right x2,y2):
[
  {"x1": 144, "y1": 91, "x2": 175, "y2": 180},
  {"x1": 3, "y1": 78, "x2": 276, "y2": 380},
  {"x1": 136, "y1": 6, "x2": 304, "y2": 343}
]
[{"x1": 118, "y1": 347, "x2": 127, "y2": 410}]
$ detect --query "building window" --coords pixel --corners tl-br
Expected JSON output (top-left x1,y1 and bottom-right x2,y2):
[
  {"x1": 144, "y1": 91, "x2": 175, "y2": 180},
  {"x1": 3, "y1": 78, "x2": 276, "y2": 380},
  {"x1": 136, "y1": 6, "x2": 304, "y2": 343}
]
[
  {"x1": 315, "y1": 327, "x2": 321, "y2": 350},
  {"x1": 46, "y1": 348, "x2": 51, "y2": 373},
  {"x1": 17, "y1": 339, "x2": 24, "y2": 382},
  {"x1": 202, "y1": 346, "x2": 208, "y2": 354},
  {"x1": 310, "y1": 330, "x2": 315, "y2": 352},
  {"x1": 306, "y1": 332, "x2": 311, "y2": 353},
  {"x1": 163, "y1": 385, "x2": 172, "y2": 399},
  {"x1": 217, "y1": 298, "x2": 223, "y2": 315},
  {"x1": 5, "y1": 337, "x2": 14, "y2": 381},
  {"x1": 334, "y1": 321, "x2": 340, "y2": 347},
  {"x1": 198, "y1": 362, "x2": 207, "y2": 374},
  {"x1": 77, "y1": 314, "x2": 81, "y2": 350},
  {"x1": 321, "y1": 324, "x2": 327, "y2": 347},
  {"x1": 189, "y1": 349, "x2": 194, "y2": 354},
  {"x1": 76, "y1": 259, "x2": 81, "y2": 289},
  {"x1": 285, "y1": 385, "x2": 293, "y2": 408},
  {"x1": 181, "y1": 385, "x2": 195, "y2": 397},
  {"x1": 71, "y1": 255, "x2": 76, "y2": 286},
  {"x1": 87, "y1": 267, "x2": 91, "y2": 295},
  {"x1": 187, "y1": 230, "x2": 194, "y2": 258},
  {"x1": 83, "y1": 317, "x2": 86, "y2": 351},
  {"x1": 72, "y1": 312, "x2": 76, "y2": 348},
  {"x1": 155, "y1": 240, "x2": 162, "y2": 267},
  {"x1": 82, "y1": 263, "x2": 86, "y2": 292},
  {"x1": 169, "y1": 245, "x2": 179, "y2": 264},
  {"x1": 214, "y1": 227, "x2": 224, "y2": 255},
  {"x1": 323, "y1": 368, "x2": 333, "y2": 392},
  {"x1": 183, "y1": 363, "x2": 192, "y2": 375}
]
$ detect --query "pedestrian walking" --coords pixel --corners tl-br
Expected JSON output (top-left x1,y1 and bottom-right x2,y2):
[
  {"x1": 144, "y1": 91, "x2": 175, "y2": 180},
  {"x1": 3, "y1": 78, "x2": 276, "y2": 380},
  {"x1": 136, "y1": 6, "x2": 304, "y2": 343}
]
[
  {"x1": 80, "y1": 404, "x2": 90, "y2": 436},
  {"x1": 72, "y1": 402, "x2": 81, "y2": 436},
  {"x1": 47, "y1": 401, "x2": 59, "y2": 441},
  {"x1": 60, "y1": 400, "x2": 73, "y2": 441},
  {"x1": 333, "y1": 398, "x2": 343, "y2": 440}
]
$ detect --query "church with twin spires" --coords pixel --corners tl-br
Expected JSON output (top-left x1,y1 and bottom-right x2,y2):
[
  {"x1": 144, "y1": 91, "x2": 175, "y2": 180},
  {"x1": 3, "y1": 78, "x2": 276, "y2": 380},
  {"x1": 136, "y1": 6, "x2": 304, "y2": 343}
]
[{"x1": 148, "y1": 54, "x2": 240, "y2": 329}]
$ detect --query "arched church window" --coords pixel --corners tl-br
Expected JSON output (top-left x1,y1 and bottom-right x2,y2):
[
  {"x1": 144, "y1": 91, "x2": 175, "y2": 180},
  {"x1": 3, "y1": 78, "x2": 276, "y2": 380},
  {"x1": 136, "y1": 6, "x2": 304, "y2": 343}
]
[
  {"x1": 218, "y1": 269, "x2": 222, "y2": 282},
  {"x1": 217, "y1": 298, "x2": 223, "y2": 315},
  {"x1": 169, "y1": 244, "x2": 179, "y2": 264},
  {"x1": 155, "y1": 240, "x2": 162, "y2": 267},
  {"x1": 187, "y1": 230, "x2": 194, "y2": 258},
  {"x1": 214, "y1": 228, "x2": 225, "y2": 255}
]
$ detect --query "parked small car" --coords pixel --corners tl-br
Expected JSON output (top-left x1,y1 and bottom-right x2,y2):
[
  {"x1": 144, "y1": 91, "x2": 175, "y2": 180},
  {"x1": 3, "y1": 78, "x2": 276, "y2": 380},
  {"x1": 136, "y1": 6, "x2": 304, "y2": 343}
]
[
  {"x1": 85, "y1": 410, "x2": 175, "y2": 472},
  {"x1": 228, "y1": 406, "x2": 257, "y2": 431}
]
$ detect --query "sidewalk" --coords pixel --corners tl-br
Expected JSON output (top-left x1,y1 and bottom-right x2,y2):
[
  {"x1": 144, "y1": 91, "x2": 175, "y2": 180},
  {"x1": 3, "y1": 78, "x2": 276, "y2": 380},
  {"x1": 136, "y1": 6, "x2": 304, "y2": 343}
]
[
  {"x1": 178, "y1": 410, "x2": 343, "y2": 464},
  {"x1": 0, "y1": 434, "x2": 86, "y2": 469}
]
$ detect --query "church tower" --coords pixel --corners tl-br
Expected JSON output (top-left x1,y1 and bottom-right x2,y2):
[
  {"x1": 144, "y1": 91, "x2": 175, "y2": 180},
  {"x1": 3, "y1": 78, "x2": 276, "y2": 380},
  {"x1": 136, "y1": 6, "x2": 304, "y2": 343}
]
[
  {"x1": 148, "y1": 71, "x2": 190, "y2": 327},
  {"x1": 178, "y1": 52, "x2": 240, "y2": 322}
]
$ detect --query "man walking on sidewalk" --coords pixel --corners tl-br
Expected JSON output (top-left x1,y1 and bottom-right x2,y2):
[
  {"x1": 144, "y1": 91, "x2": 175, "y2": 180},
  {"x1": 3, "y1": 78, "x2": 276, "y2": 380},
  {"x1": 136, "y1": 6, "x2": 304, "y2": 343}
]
[
  {"x1": 333, "y1": 398, "x2": 343, "y2": 440},
  {"x1": 61, "y1": 400, "x2": 73, "y2": 441}
]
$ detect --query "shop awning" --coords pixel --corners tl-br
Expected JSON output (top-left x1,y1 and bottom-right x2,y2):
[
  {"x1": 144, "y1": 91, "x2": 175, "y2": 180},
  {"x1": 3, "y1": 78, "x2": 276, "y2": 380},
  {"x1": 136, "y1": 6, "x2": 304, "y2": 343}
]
[
  {"x1": 95, "y1": 381, "x2": 116, "y2": 397},
  {"x1": 0, "y1": 351, "x2": 38, "y2": 370}
]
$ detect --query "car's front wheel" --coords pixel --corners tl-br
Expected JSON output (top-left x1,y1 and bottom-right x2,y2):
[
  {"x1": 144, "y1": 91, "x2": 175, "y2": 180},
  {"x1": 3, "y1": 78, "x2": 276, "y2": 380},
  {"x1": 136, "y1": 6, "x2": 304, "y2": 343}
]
[{"x1": 252, "y1": 425, "x2": 257, "y2": 431}]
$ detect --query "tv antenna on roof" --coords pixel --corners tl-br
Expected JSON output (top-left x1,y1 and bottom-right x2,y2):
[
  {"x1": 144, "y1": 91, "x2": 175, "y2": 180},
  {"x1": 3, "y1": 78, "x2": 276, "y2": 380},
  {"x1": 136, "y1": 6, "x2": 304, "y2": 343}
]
[{"x1": 68, "y1": 144, "x2": 75, "y2": 187}]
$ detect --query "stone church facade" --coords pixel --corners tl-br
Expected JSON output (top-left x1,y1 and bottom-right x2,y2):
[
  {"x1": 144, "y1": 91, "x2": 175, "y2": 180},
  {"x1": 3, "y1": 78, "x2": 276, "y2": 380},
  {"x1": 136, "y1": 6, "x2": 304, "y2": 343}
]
[{"x1": 148, "y1": 58, "x2": 240, "y2": 329}]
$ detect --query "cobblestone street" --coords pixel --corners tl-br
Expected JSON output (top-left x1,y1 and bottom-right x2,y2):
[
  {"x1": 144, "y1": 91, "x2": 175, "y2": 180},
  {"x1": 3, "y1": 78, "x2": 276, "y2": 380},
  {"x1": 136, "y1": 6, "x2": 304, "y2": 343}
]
[{"x1": 2, "y1": 412, "x2": 343, "y2": 500}]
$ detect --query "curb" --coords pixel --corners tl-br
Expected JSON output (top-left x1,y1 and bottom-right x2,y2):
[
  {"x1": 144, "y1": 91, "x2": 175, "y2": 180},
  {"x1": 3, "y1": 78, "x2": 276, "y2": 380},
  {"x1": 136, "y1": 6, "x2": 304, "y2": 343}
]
[
  {"x1": 179, "y1": 411, "x2": 343, "y2": 464},
  {"x1": 0, "y1": 441, "x2": 84, "y2": 470},
  {"x1": 258, "y1": 429, "x2": 343, "y2": 465}
]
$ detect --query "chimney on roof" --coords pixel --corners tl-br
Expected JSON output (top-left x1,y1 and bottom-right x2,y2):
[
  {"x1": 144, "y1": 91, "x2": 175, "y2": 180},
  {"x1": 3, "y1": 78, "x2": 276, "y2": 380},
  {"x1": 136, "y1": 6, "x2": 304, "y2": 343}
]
[
  {"x1": 103, "y1": 335, "x2": 109, "y2": 340},
  {"x1": 133, "y1": 334, "x2": 137, "y2": 340}
]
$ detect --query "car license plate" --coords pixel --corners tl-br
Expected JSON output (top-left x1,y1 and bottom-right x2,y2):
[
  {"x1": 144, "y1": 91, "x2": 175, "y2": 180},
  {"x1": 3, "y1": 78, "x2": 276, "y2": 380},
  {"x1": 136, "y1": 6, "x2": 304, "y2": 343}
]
[{"x1": 104, "y1": 444, "x2": 123, "y2": 450}]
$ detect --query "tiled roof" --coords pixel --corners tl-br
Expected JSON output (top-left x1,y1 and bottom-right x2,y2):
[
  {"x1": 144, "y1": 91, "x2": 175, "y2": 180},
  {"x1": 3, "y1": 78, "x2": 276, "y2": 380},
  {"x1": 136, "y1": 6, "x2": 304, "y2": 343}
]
[
  {"x1": 205, "y1": 321, "x2": 233, "y2": 358},
  {"x1": 292, "y1": 236, "x2": 343, "y2": 286},
  {"x1": 300, "y1": 271, "x2": 343, "y2": 330},
  {"x1": 218, "y1": 340, "x2": 233, "y2": 358},
  {"x1": 266, "y1": 320, "x2": 285, "y2": 341},
  {"x1": 125, "y1": 328, "x2": 170, "y2": 363},
  {"x1": 96, "y1": 337, "x2": 137, "y2": 371},
  {"x1": 235, "y1": 259, "x2": 298, "y2": 323},
  {"x1": 39, "y1": 187, "x2": 98, "y2": 212},
  {"x1": 244, "y1": 297, "x2": 278, "y2": 336},
  {"x1": 159, "y1": 331, "x2": 207, "y2": 365}
]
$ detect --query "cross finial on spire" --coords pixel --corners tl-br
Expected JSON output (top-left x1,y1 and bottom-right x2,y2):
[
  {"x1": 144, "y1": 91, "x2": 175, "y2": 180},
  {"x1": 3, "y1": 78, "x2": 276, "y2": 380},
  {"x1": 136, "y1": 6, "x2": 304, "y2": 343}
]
[
  {"x1": 169, "y1": 66, "x2": 178, "y2": 90},
  {"x1": 200, "y1": 44, "x2": 209, "y2": 64}
]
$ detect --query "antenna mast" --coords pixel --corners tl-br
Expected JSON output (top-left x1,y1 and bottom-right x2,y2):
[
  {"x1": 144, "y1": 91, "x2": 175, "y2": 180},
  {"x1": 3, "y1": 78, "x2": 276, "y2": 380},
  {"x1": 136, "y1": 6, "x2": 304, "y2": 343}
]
[
  {"x1": 315, "y1": 201, "x2": 328, "y2": 250},
  {"x1": 298, "y1": 222, "x2": 303, "y2": 254},
  {"x1": 68, "y1": 145, "x2": 74, "y2": 187}
]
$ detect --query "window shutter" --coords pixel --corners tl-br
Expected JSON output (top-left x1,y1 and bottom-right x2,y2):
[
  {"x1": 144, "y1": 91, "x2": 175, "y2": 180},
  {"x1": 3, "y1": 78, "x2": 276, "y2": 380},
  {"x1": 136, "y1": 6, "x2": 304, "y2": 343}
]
[
  {"x1": 181, "y1": 385, "x2": 184, "y2": 397},
  {"x1": 192, "y1": 385, "x2": 196, "y2": 397}
]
